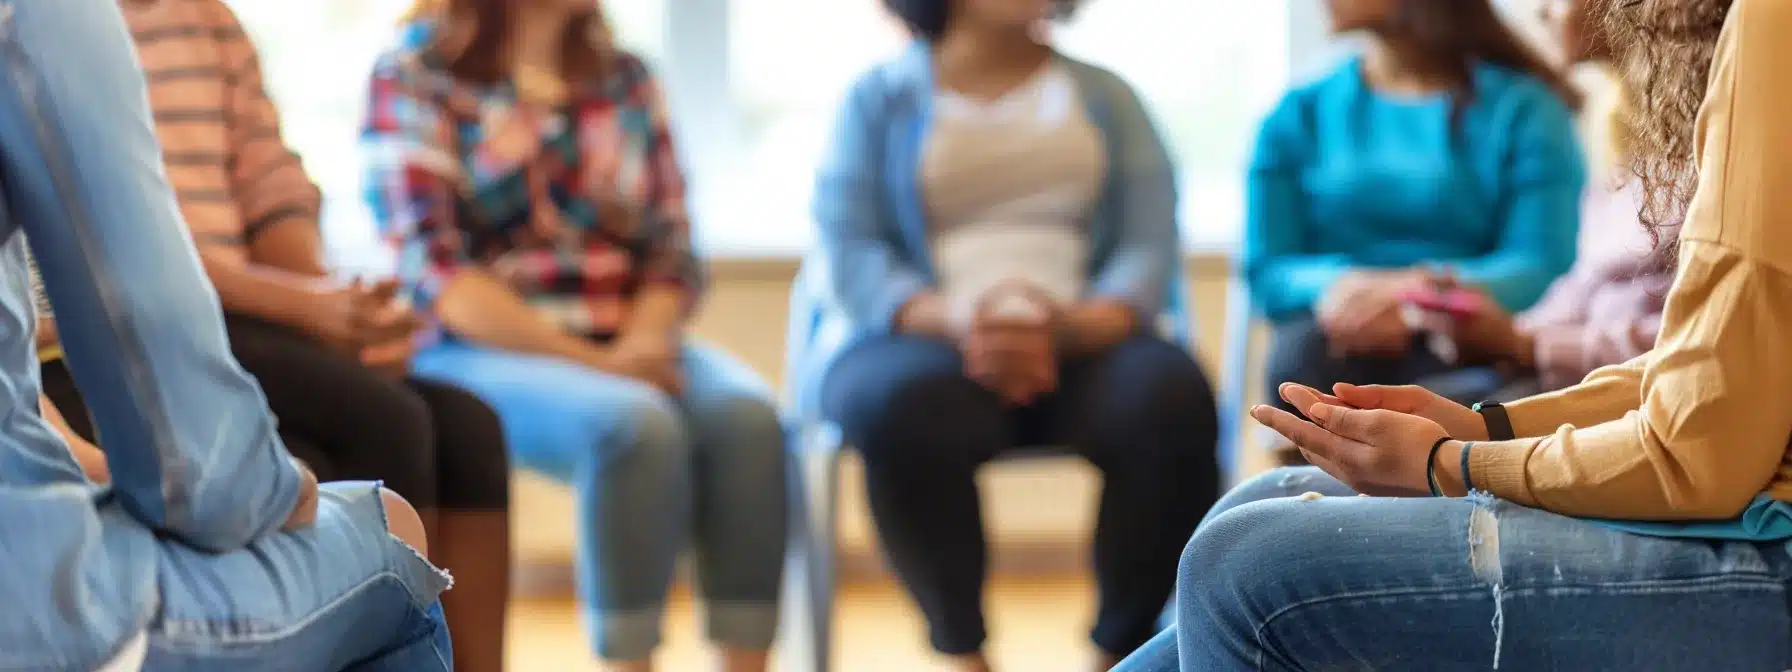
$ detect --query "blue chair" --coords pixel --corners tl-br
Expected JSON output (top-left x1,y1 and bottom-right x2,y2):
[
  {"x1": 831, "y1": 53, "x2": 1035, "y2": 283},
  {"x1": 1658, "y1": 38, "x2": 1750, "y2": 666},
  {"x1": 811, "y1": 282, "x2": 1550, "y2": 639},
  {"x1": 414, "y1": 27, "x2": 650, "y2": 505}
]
[{"x1": 776, "y1": 254, "x2": 1259, "y2": 672}]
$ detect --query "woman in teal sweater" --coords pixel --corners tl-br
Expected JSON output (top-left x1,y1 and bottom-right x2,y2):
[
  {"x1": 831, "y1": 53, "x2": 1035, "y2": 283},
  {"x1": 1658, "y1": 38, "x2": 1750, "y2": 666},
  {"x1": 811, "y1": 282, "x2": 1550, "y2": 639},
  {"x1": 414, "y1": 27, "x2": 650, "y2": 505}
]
[{"x1": 1247, "y1": 0, "x2": 1585, "y2": 437}]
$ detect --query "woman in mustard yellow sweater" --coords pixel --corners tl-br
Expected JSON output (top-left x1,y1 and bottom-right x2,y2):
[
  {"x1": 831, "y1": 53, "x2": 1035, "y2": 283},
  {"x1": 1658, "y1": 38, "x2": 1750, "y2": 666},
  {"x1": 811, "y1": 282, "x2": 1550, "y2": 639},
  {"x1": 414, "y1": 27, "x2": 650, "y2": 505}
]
[{"x1": 1118, "y1": 0, "x2": 1792, "y2": 669}]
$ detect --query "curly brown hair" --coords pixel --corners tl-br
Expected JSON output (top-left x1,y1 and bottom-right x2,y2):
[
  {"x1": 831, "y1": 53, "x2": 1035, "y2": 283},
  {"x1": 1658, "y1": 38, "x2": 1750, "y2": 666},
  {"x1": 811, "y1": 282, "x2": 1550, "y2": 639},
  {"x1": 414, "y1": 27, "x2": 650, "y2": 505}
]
[{"x1": 1602, "y1": 0, "x2": 1734, "y2": 255}]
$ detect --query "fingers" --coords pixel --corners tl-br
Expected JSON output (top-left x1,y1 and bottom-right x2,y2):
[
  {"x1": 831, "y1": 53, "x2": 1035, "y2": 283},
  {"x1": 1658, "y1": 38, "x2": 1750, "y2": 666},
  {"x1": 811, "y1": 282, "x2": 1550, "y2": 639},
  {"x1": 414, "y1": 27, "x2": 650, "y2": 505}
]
[
  {"x1": 1332, "y1": 382, "x2": 1433, "y2": 413},
  {"x1": 1303, "y1": 403, "x2": 1410, "y2": 445},
  {"x1": 1278, "y1": 383, "x2": 1345, "y2": 421},
  {"x1": 1250, "y1": 405, "x2": 1358, "y2": 460},
  {"x1": 1286, "y1": 384, "x2": 1397, "y2": 443}
]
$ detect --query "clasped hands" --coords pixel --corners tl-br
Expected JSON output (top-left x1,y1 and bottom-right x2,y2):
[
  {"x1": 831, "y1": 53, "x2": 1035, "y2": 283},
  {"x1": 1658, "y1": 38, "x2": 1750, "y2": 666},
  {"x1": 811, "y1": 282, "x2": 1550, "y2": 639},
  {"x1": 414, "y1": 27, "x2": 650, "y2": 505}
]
[
  {"x1": 939, "y1": 282, "x2": 1135, "y2": 406},
  {"x1": 1250, "y1": 381, "x2": 1491, "y2": 497},
  {"x1": 305, "y1": 277, "x2": 425, "y2": 377}
]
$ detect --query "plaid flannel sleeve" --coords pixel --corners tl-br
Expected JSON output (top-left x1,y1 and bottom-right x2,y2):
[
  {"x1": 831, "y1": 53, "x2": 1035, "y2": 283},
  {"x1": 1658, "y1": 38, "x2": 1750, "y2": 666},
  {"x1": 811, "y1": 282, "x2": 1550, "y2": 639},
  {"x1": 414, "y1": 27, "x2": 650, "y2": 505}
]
[
  {"x1": 633, "y1": 62, "x2": 706, "y2": 303},
  {"x1": 360, "y1": 54, "x2": 470, "y2": 312}
]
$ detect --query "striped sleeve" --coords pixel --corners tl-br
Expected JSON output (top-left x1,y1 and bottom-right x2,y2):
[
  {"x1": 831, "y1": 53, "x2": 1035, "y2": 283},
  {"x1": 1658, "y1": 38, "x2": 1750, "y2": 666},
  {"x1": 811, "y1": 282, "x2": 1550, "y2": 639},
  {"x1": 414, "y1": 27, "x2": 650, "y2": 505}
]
[{"x1": 208, "y1": 1, "x2": 319, "y2": 241}]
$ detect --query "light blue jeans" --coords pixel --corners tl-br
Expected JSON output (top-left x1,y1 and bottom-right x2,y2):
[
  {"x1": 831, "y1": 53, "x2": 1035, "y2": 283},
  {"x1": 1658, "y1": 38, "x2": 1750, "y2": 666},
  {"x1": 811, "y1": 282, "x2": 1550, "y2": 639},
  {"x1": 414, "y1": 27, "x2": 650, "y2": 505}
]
[
  {"x1": 145, "y1": 483, "x2": 455, "y2": 671},
  {"x1": 0, "y1": 1, "x2": 451, "y2": 668},
  {"x1": 1115, "y1": 467, "x2": 1792, "y2": 671},
  {"x1": 413, "y1": 339, "x2": 787, "y2": 660}
]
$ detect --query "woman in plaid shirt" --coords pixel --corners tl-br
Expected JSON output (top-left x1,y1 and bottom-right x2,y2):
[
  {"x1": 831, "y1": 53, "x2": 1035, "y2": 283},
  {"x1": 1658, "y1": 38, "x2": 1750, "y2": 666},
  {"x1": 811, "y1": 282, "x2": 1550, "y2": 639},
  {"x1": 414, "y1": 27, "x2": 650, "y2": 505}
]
[{"x1": 363, "y1": 2, "x2": 786, "y2": 669}]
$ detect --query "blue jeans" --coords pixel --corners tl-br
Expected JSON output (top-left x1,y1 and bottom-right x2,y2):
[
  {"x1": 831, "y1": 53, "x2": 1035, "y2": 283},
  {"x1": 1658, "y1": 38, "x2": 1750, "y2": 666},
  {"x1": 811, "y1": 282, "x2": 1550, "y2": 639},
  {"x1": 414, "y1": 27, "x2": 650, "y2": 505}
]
[
  {"x1": 146, "y1": 483, "x2": 454, "y2": 671},
  {"x1": 0, "y1": 0, "x2": 451, "y2": 668},
  {"x1": 413, "y1": 340, "x2": 787, "y2": 660},
  {"x1": 1115, "y1": 467, "x2": 1792, "y2": 671}
]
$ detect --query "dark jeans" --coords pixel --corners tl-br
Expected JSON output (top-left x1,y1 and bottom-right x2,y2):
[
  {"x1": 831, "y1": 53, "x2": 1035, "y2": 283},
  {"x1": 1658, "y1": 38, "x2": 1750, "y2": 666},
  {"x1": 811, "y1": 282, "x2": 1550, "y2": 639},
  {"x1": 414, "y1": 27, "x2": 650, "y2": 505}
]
[
  {"x1": 822, "y1": 334, "x2": 1221, "y2": 656},
  {"x1": 1266, "y1": 317, "x2": 1506, "y2": 413},
  {"x1": 42, "y1": 314, "x2": 510, "y2": 511}
]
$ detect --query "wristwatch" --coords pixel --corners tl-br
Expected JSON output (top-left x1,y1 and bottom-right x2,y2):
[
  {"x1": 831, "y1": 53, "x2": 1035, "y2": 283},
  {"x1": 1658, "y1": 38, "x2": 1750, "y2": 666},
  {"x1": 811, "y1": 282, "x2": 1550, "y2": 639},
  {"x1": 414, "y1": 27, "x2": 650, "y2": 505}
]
[{"x1": 1472, "y1": 401, "x2": 1515, "y2": 441}]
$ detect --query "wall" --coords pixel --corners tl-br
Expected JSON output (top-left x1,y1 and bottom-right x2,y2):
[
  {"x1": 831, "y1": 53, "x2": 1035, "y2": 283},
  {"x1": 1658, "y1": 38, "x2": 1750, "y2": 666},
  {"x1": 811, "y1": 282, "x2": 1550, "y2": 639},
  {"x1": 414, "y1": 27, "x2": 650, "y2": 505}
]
[{"x1": 509, "y1": 255, "x2": 1267, "y2": 588}]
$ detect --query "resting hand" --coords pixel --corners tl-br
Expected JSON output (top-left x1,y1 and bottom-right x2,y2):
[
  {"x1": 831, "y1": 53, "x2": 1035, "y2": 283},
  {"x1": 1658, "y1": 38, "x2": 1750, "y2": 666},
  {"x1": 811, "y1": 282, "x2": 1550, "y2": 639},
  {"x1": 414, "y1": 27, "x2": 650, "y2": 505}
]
[
  {"x1": 1252, "y1": 384, "x2": 1457, "y2": 497},
  {"x1": 1327, "y1": 382, "x2": 1489, "y2": 441},
  {"x1": 963, "y1": 284, "x2": 1058, "y2": 406},
  {"x1": 607, "y1": 332, "x2": 685, "y2": 395},
  {"x1": 282, "y1": 458, "x2": 320, "y2": 531},
  {"x1": 965, "y1": 315, "x2": 1056, "y2": 406}
]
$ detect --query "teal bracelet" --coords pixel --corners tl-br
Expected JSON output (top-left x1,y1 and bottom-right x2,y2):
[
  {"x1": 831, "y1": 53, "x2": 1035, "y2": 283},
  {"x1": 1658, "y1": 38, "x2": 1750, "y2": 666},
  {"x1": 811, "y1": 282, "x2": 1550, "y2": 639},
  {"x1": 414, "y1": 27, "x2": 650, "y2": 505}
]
[
  {"x1": 1460, "y1": 441, "x2": 1477, "y2": 494},
  {"x1": 1426, "y1": 436, "x2": 1451, "y2": 497}
]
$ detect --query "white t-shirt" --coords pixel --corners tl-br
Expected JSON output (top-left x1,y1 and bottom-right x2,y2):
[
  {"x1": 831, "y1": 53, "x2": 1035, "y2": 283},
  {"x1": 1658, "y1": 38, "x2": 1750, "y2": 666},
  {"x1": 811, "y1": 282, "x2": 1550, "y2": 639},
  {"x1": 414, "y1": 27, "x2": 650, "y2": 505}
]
[{"x1": 921, "y1": 63, "x2": 1106, "y2": 332}]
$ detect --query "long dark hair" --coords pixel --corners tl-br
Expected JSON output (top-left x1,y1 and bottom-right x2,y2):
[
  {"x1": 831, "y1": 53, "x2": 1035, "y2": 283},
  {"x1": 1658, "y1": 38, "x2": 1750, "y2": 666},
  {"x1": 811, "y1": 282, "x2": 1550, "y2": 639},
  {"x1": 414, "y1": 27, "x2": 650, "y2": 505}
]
[
  {"x1": 1604, "y1": 0, "x2": 1734, "y2": 257},
  {"x1": 401, "y1": 0, "x2": 613, "y2": 85},
  {"x1": 1382, "y1": 0, "x2": 1583, "y2": 113}
]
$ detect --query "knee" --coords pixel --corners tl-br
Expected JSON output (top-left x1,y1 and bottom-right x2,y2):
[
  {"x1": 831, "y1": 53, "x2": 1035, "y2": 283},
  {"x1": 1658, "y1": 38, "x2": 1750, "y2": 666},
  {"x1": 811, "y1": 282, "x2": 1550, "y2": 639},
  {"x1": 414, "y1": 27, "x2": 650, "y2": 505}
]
[
  {"x1": 1211, "y1": 467, "x2": 1334, "y2": 516},
  {"x1": 602, "y1": 386, "x2": 691, "y2": 466},
  {"x1": 1177, "y1": 497, "x2": 1310, "y2": 615},
  {"x1": 430, "y1": 388, "x2": 512, "y2": 511},
  {"x1": 381, "y1": 487, "x2": 430, "y2": 557},
  {"x1": 693, "y1": 392, "x2": 784, "y2": 460},
  {"x1": 357, "y1": 382, "x2": 438, "y2": 465}
]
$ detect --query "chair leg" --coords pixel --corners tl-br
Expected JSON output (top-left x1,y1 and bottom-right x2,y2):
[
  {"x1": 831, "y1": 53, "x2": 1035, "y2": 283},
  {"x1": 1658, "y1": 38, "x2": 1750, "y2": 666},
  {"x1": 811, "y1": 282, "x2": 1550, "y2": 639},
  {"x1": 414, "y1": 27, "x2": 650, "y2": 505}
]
[{"x1": 779, "y1": 432, "x2": 841, "y2": 672}]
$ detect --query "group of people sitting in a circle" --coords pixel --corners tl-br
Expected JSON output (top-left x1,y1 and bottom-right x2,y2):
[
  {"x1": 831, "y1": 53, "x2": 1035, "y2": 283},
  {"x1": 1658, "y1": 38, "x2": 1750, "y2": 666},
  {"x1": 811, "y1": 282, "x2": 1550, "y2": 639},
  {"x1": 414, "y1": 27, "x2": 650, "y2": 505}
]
[{"x1": 3, "y1": 0, "x2": 1786, "y2": 670}]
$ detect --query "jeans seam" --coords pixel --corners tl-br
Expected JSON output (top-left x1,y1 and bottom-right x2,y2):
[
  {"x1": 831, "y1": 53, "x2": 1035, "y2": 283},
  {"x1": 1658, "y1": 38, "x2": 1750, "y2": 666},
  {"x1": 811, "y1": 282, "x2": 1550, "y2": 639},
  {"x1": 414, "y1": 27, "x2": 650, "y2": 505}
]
[{"x1": 0, "y1": 0, "x2": 196, "y2": 524}]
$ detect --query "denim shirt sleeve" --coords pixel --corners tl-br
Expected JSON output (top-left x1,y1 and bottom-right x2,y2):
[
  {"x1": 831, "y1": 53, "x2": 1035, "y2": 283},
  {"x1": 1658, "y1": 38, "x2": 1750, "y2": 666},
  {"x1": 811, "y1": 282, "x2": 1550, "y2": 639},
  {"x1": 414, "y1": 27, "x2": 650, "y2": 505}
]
[
  {"x1": 0, "y1": 0, "x2": 299, "y2": 552},
  {"x1": 1085, "y1": 69, "x2": 1180, "y2": 319},
  {"x1": 812, "y1": 71, "x2": 931, "y2": 334}
]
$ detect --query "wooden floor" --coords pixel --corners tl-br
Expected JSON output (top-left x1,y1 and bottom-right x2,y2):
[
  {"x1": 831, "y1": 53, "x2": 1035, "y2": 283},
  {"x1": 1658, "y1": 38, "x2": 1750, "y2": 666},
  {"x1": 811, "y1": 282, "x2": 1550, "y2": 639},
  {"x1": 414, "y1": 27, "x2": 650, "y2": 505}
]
[{"x1": 509, "y1": 574, "x2": 1102, "y2": 671}]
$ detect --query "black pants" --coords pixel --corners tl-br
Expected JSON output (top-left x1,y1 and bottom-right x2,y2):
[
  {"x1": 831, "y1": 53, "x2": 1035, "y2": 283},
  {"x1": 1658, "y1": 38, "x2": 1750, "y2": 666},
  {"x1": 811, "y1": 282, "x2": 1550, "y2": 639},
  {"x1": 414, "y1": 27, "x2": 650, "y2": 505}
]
[
  {"x1": 42, "y1": 314, "x2": 509, "y2": 511},
  {"x1": 1265, "y1": 317, "x2": 1505, "y2": 414},
  {"x1": 822, "y1": 334, "x2": 1220, "y2": 656}
]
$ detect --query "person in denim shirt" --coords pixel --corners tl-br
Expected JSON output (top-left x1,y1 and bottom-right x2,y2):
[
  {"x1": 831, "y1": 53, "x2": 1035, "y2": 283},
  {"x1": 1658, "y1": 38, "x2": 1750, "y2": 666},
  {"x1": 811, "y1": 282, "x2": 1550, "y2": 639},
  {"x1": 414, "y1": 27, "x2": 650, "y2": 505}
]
[
  {"x1": 0, "y1": 1, "x2": 450, "y2": 670},
  {"x1": 808, "y1": 1, "x2": 1221, "y2": 668}
]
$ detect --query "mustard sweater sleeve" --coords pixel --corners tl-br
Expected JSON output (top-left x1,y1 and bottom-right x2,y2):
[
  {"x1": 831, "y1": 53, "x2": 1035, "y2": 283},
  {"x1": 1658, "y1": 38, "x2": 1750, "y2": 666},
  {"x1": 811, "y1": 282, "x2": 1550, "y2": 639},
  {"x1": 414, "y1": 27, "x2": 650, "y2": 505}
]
[
  {"x1": 1503, "y1": 353, "x2": 1649, "y2": 439},
  {"x1": 1468, "y1": 0, "x2": 1792, "y2": 520}
]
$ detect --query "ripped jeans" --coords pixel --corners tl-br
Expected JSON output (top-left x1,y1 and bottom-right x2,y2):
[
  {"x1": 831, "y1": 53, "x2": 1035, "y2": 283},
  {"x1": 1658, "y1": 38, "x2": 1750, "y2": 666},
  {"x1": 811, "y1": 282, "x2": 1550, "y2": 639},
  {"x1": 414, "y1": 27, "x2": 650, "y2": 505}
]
[{"x1": 1116, "y1": 467, "x2": 1792, "y2": 671}]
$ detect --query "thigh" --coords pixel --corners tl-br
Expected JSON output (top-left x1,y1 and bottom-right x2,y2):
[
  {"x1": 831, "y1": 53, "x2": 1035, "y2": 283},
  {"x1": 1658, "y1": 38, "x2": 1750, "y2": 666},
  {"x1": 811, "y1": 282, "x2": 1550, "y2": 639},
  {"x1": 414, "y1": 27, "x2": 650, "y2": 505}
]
[
  {"x1": 1035, "y1": 334, "x2": 1217, "y2": 458},
  {"x1": 410, "y1": 341, "x2": 675, "y2": 479},
  {"x1": 223, "y1": 316, "x2": 437, "y2": 489},
  {"x1": 820, "y1": 334, "x2": 1009, "y2": 463},
  {"x1": 224, "y1": 315, "x2": 433, "y2": 439},
  {"x1": 1183, "y1": 492, "x2": 1792, "y2": 670},
  {"x1": 678, "y1": 342, "x2": 783, "y2": 458},
  {"x1": 405, "y1": 378, "x2": 511, "y2": 511},
  {"x1": 145, "y1": 483, "x2": 452, "y2": 671}
]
